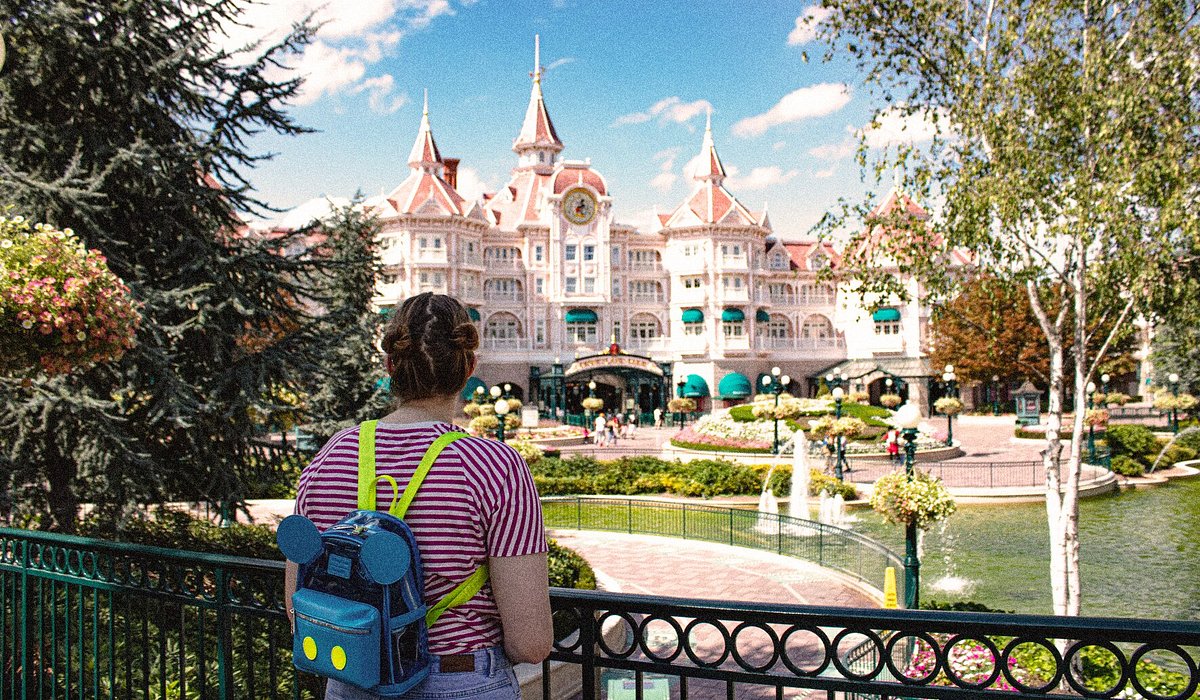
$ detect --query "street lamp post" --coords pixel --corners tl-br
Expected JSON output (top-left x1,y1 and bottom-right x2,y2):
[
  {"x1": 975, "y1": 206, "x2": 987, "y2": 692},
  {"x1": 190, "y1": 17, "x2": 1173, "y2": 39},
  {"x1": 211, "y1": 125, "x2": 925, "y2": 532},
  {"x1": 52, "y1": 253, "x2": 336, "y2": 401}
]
[
  {"x1": 941, "y1": 365, "x2": 957, "y2": 447},
  {"x1": 586, "y1": 380, "x2": 597, "y2": 426},
  {"x1": 1169, "y1": 373, "x2": 1181, "y2": 434},
  {"x1": 895, "y1": 404, "x2": 922, "y2": 609},
  {"x1": 991, "y1": 375, "x2": 1001, "y2": 415},
  {"x1": 762, "y1": 366, "x2": 790, "y2": 454},
  {"x1": 677, "y1": 379, "x2": 687, "y2": 430},
  {"x1": 1086, "y1": 380, "x2": 1097, "y2": 462},
  {"x1": 1101, "y1": 373, "x2": 1111, "y2": 403},
  {"x1": 503, "y1": 383, "x2": 512, "y2": 399},
  {"x1": 832, "y1": 386, "x2": 846, "y2": 481},
  {"x1": 490, "y1": 386, "x2": 508, "y2": 443}
]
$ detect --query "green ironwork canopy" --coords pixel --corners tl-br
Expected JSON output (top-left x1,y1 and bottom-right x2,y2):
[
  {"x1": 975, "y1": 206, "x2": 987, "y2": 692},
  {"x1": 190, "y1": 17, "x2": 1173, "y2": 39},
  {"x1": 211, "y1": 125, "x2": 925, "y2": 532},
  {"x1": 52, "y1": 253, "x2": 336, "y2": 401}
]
[
  {"x1": 565, "y1": 308, "x2": 598, "y2": 323},
  {"x1": 467, "y1": 307, "x2": 480, "y2": 321}
]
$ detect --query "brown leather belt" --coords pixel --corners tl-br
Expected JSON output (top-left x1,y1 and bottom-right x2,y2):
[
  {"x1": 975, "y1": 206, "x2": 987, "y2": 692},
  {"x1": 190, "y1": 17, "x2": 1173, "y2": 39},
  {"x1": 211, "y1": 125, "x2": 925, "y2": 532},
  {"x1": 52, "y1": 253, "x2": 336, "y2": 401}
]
[{"x1": 437, "y1": 653, "x2": 476, "y2": 673}]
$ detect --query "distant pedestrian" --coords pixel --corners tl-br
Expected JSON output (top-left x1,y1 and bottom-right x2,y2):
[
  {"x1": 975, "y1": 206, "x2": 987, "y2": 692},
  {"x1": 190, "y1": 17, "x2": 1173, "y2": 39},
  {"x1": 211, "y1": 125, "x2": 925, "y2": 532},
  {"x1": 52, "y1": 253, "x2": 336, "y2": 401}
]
[
  {"x1": 608, "y1": 414, "x2": 620, "y2": 445},
  {"x1": 886, "y1": 428, "x2": 901, "y2": 465},
  {"x1": 594, "y1": 412, "x2": 606, "y2": 446},
  {"x1": 653, "y1": 407, "x2": 663, "y2": 428}
]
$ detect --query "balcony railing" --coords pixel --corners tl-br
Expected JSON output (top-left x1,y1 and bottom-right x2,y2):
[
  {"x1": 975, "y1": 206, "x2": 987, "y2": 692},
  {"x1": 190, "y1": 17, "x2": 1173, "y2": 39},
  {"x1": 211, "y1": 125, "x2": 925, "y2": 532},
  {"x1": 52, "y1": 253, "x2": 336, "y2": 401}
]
[
  {"x1": 629, "y1": 262, "x2": 663, "y2": 273},
  {"x1": 414, "y1": 251, "x2": 447, "y2": 263},
  {"x1": 484, "y1": 258, "x2": 524, "y2": 271},
  {"x1": 798, "y1": 336, "x2": 845, "y2": 350},
  {"x1": 483, "y1": 291, "x2": 524, "y2": 303},
  {"x1": 3, "y1": 526, "x2": 1199, "y2": 700},
  {"x1": 629, "y1": 293, "x2": 664, "y2": 304},
  {"x1": 482, "y1": 337, "x2": 527, "y2": 350}
]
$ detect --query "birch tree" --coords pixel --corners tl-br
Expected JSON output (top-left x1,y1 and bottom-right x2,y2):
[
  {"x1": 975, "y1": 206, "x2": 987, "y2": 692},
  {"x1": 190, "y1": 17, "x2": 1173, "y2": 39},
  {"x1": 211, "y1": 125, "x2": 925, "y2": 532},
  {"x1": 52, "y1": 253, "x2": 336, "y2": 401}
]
[{"x1": 811, "y1": 0, "x2": 1200, "y2": 615}]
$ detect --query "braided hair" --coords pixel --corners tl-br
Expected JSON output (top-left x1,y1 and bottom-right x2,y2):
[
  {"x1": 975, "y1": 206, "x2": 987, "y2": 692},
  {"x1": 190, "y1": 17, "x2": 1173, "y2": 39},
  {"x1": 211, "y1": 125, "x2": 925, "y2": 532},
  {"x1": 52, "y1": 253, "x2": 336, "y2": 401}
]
[{"x1": 381, "y1": 292, "x2": 479, "y2": 404}]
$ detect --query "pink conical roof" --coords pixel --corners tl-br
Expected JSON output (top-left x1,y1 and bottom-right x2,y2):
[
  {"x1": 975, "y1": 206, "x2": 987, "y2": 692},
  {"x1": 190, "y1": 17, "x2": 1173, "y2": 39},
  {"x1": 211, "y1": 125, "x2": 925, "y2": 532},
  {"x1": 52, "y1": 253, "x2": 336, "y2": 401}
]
[
  {"x1": 407, "y1": 91, "x2": 443, "y2": 169},
  {"x1": 513, "y1": 36, "x2": 563, "y2": 153},
  {"x1": 692, "y1": 109, "x2": 725, "y2": 184}
]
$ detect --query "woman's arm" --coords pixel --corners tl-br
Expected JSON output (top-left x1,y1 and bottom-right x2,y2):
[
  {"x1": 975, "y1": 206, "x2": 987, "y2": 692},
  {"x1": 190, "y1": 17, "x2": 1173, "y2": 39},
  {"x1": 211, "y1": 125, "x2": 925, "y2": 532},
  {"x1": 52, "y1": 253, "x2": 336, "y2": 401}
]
[{"x1": 489, "y1": 552, "x2": 553, "y2": 665}]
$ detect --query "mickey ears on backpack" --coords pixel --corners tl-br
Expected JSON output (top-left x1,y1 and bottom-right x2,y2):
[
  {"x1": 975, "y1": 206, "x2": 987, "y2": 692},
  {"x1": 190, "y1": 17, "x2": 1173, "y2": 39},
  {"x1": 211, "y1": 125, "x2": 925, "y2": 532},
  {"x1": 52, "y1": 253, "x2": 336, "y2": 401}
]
[
  {"x1": 277, "y1": 515, "x2": 323, "y2": 565},
  {"x1": 359, "y1": 531, "x2": 410, "y2": 585}
]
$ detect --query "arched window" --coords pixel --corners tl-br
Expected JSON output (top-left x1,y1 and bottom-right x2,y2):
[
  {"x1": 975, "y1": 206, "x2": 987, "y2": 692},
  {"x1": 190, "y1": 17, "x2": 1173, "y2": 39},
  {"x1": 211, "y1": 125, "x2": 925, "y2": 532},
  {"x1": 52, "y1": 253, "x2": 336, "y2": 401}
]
[
  {"x1": 629, "y1": 313, "x2": 662, "y2": 343},
  {"x1": 801, "y1": 314, "x2": 833, "y2": 339},
  {"x1": 484, "y1": 312, "x2": 522, "y2": 339}
]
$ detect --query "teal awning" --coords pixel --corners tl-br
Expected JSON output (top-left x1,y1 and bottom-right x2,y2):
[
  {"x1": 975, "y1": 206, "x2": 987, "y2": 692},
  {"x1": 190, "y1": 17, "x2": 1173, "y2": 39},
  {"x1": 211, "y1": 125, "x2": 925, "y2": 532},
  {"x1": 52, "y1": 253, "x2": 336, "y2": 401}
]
[
  {"x1": 375, "y1": 377, "x2": 391, "y2": 391},
  {"x1": 721, "y1": 308, "x2": 745, "y2": 322},
  {"x1": 460, "y1": 376, "x2": 486, "y2": 400},
  {"x1": 755, "y1": 309, "x2": 771, "y2": 323},
  {"x1": 872, "y1": 308, "x2": 902, "y2": 322},
  {"x1": 682, "y1": 308, "x2": 704, "y2": 323},
  {"x1": 718, "y1": 372, "x2": 752, "y2": 399},
  {"x1": 378, "y1": 306, "x2": 394, "y2": 317},
  {"x1": 565, "y1": 308, "x2": 598, "y2": 323},
  {"x1": 467, "y1": 307, "x2": 480, "y2": 321},
  {"x1": 681, "y1": 374, "x2": 710, "y2": 398}
]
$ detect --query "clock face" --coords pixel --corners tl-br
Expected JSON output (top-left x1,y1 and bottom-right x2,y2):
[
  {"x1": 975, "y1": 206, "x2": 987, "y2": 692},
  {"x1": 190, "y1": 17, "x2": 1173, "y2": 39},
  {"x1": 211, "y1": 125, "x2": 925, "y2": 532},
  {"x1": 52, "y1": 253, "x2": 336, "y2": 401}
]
[{"x1": 562, "y1": 188, "x2": 598, "y2": 226}]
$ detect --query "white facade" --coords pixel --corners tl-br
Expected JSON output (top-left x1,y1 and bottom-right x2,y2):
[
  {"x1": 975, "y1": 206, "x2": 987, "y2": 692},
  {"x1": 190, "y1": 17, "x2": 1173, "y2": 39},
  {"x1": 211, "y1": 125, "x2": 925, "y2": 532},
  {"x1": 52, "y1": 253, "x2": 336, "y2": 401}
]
[{"x1": 368, "y1": 49, "x2": 945, "y2": 406}]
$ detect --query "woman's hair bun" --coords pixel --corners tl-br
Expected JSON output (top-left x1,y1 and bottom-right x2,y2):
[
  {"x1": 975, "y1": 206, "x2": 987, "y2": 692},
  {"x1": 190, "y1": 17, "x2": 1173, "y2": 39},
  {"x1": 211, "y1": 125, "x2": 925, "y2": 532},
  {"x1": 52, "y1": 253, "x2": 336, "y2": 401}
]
[{"x1": 449, "y1": 321, "x2": 480, "y2": 352}]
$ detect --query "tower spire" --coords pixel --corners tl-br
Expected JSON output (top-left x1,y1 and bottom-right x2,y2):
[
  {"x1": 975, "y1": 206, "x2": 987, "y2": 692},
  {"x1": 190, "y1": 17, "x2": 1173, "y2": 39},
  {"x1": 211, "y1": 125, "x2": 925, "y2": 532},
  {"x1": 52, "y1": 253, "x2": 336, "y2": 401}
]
[
  {"x1": 513, "y1": 34, "x2": 563, "y2": 163},
  {"x1": 694, "y1": 106, "x2": 726, "y2": 185},
  {"x1": 407, "y1": 88, "x2": 443, "y2": 173}
]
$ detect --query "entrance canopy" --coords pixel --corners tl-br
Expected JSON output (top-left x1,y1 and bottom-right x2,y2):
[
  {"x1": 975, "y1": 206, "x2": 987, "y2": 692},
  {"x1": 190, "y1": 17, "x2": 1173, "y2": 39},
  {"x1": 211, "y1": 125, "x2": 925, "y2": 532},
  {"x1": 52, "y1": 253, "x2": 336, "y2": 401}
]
[
  {"x1": 718, "y1": 372, "x2": 752, "y2": 399},
  {"x1": 565, "y1": 353, "x2": 663, "y2": 377},
  {"x1": 460, "y1": 376, "x2": 486, "y2": 400},
  {"x1": 681, "y1": 374, "x2": 710, "y2": 398}
]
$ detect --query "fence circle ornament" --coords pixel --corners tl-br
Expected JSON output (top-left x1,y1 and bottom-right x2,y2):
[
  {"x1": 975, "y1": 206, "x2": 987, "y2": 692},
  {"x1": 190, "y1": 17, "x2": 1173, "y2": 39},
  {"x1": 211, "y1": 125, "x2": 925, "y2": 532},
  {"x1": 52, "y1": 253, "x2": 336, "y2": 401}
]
[
  {"x1": 638, "y1": 614, "x2": 684, "y2": 663},
  {"x1": 1000, "y1": 636, "x2": 1064, "y2": 694},
  {"x1": 551, "y1": 608, "x2": 584, "y2": 652},
  {"x1": 730, "y1": 621, "x2": 781, "y2": 673},
  {"x1": 830, "y1": 628, "x2": 886, "y2": 680},
  {"x1": 941, "y1": 634, "x2": 1003, "y2": 689},
  {"x1": 1129, "y1": 644, "x2": 1199, "y2": 700},
  {"x1": 1064, "y1": 640, "x2": 1128, "y2": 698},
  {"x1": 595, "y1": 610, "x2": 639, "y2": 658},
  {"x1": 682, "y1": 617, "x2": 732, "y2": 667},
  {"x1": 884, "y1": 631, "x2": 941, "y2": 685},
  {"x1": 779, "y1": 625, "x2": 833, "y2": 677}
]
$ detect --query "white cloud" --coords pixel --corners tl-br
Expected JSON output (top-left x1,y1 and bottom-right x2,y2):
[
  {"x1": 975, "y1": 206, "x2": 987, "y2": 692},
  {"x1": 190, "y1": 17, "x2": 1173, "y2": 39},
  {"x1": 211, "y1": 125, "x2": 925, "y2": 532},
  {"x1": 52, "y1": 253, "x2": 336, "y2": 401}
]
[
  {"x1": 613, "y1": 97, "x2": 713, "y2": 129},
  {"x1": 217, "y1": 0, "x2": 461, "y2": 110},
  {"x1": 683, "y1": 152, "x2": 706, "y2": 180},
  {"x1": 621, "y1": 207, "x2": 663, "y2": 231},
  {"x1": 859, "y1": 107, "x2": 944, "y2": 148},
  {"x1": 725, "y1": 166, "x2": 799, "y2": 191},
  {"x1": 547, "y1": 57, "x2": 575, "y2": 71},
  {"x1": 808, "y1": 139, "x2": 854, "y2": 160},
  {"x1": 352, "y1": 74, "x2": 408, "y2": 114},
  {"x1": 814, "y1": 166, "x2": 836, "y2": 179},
  {"x1": 772, "y1": 141, "x2": 787, "y2": 151},
  {"x1": 787, "y1": 6, "x2": 833, "y2": 46},
  {"x1": 732, "y1": 83, "x2": 851, "y2": 137},
  {"x1": 454, "y1": 166, "x2": 493, "y2": 202},
  {"x1": 650, "y1": 171, "x2": 677, "y2": 192},
  {"x1": 277, "y1": 196, "x2": 353, "y2": 229}
]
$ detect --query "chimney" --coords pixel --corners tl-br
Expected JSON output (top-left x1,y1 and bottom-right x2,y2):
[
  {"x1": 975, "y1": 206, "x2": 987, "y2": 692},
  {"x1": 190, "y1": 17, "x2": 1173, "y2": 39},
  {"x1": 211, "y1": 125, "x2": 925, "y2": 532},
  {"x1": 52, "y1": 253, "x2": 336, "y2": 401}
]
[{"x1": 443, "y1": 158, "x2": 460, "y2": 189}]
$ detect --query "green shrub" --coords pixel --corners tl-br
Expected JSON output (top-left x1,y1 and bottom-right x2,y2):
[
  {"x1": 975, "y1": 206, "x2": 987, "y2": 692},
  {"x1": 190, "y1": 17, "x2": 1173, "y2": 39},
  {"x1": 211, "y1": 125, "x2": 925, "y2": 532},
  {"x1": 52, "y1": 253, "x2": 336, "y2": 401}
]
[
  {"x1": 920, "y1": 600, "x2": 1013, "y2": 613},
  {"x1": 810, "y1": 471, "x2": 858, "y2": 500},
  {"x1": 729, "y1": 405, "x2": 756, "y2": 422},
  {"x1": 1104, "y1": 424, "x2": 1158, "y2": 465},
  {"x1": 547, "y1": 539, "x2": 597, "y2": 590},
  {"x1": 1109, "y1": 455, "x2": 1144, "y2": 476},
  {"x1": 1014, "y1": 426, "x2": 1046, "y2": 440},
  {"x1": 78, "y1": 507, "x2": 285, "y2": 560}
]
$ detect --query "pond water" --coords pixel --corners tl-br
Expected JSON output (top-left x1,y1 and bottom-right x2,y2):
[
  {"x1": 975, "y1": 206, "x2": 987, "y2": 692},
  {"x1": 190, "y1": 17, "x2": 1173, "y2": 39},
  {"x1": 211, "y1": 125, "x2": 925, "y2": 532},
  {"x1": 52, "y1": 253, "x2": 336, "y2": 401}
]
[{"x1": 844, "y1": 475, "x2": 1200, "y2": 620}]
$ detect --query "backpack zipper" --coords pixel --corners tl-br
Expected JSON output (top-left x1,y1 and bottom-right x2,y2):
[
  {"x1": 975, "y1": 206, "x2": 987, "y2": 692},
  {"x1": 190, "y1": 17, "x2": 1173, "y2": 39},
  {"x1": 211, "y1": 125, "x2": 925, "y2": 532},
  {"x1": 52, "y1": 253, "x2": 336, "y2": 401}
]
[{"x1": 295, "y1": 611, "x2": 373, "y2": 635}]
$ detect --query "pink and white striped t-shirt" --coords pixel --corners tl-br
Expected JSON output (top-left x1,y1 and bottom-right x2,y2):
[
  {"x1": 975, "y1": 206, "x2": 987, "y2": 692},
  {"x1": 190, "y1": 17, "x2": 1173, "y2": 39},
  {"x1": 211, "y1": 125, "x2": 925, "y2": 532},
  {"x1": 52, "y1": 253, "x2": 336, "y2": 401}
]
[{"x1": 295, "y1": 420, "x2": 547, "y2": 655}]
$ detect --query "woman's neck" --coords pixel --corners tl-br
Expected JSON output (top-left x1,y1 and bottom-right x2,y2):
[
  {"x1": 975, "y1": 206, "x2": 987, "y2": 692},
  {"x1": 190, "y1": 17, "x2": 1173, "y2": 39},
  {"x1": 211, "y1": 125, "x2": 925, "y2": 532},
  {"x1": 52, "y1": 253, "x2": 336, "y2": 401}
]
[{"x1": 381, "y1": 395, "x2": 457, "y2": 425}]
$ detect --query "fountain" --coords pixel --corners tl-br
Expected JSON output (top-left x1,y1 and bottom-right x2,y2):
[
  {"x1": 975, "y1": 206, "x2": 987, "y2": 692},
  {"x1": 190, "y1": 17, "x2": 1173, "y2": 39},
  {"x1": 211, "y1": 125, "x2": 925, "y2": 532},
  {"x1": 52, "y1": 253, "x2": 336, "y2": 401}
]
[
  {"x1": 1150, "y1": 425, "x2": 1200, "y2": 472},
  {"x1": 789, "y1": 432, "x2": 813, "y2": 522},
  {"x1": 754, "y1": 463, "x2": 780, "y2": 533},
  {"x1": 927, "y1": 520, "x2": 977, "y2": 597}
]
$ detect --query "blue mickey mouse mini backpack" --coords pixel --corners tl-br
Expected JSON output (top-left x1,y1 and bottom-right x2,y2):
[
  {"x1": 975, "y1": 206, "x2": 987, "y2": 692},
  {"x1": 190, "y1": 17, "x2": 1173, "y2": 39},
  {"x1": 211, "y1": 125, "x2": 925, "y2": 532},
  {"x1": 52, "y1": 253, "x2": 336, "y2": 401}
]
[{"x1": 277, "y1": 420, "x2": 488, "y2": 696}]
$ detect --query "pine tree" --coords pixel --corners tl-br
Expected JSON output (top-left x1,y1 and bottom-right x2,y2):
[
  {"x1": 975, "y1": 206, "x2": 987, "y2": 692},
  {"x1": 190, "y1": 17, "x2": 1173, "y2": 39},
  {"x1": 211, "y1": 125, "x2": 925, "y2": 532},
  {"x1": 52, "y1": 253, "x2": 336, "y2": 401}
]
[
  {"x1": 0, "y1": 1, "x2": 330, "y2": 530},
  {"x1": 303, "y1": 198, "x2": 393, "y2": 445}
]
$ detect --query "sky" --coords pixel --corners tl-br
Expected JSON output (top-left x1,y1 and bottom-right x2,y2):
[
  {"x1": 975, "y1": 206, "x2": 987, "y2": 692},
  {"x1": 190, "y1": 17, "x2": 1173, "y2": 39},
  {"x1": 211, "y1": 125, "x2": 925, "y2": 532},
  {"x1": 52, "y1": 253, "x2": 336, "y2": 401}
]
[{"x1": 230, "y1": 0, "x2": 935, "y2": 238}]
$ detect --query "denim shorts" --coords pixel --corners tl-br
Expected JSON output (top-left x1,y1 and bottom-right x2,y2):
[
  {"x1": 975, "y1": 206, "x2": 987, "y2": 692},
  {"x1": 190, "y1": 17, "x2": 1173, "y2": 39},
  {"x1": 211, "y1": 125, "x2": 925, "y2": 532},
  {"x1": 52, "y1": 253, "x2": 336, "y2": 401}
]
[{"x1": 324, "y1": 647, "x2": 519, "y2": 700}]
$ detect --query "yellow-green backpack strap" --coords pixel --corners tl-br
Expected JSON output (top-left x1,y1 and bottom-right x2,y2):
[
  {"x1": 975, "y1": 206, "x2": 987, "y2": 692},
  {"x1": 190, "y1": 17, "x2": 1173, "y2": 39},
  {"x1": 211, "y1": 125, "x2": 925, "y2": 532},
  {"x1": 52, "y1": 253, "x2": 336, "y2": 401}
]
[
  {"x1": 357, "y1": 420, "x2": 379, "y2": 510},
  {"x1": 389, "y1": 431, "x2": 470, "y2": 519},
  {"x1": 426, "y1": 565, "x2": 490, "y2": 627}
]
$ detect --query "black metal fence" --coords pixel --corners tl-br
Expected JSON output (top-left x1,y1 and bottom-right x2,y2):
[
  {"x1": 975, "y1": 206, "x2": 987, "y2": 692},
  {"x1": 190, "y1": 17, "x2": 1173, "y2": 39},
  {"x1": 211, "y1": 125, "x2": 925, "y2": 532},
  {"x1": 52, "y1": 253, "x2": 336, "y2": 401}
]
[
  {"x1": 843, "y1": 459, "x2": 1112, "y2": 489},
  {"x1": 3, "y1": 528, "x2": 1199, "y2": 699}
]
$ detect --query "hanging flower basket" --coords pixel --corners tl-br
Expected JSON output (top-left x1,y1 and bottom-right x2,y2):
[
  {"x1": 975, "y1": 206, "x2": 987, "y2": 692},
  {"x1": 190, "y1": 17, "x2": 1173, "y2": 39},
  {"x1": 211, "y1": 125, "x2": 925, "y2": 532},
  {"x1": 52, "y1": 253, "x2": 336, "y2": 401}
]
[
  {"x1": 934, "y1": 397, "x2": 964, "y2": 416},
  {"x1": 462, "y1": 402, "x2": 482, "y2": 417},
  {"x1": 1083, "y1": 408, "x2": 1109, "y2": 428},
  {"x1": 1104, "y1": 392, "x2": 1131, "y2": 406},
  {"x1": 869, "y1": 470, "x2": 957, "y2": 529},
  {"x1": 581, "y1": 397, "x2": 604, "y2": 412},
  {"x1": 879, "y1": 393, "x2": 903, "y2": 408},
  {"x1": 1, "y1": 216, "x2": 140, "y2": 376},
  {"x1": 668, "y1": 397, "x2": 695, "y2": 413}
]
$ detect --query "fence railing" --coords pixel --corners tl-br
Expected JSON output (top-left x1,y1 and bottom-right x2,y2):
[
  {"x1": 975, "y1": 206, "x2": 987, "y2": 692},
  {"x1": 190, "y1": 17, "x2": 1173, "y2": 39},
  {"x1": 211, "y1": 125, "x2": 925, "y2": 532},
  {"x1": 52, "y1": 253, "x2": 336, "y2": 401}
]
[
  {"x1": 843, "y1": 458, "x2": 1111, "y2": 489},
  {"x1": 541, "y1": 496, "x2": 904, "y2": 603},
  {"x1": 4, "y1": 528, "x2": 1200, "y2": 699},
  {"x1": 1108, "y1": 406, "x2": 1173, "y2": 428}
]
